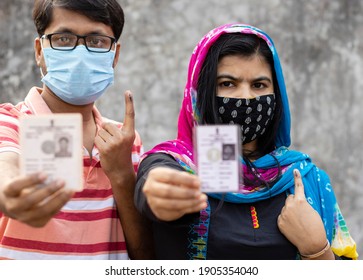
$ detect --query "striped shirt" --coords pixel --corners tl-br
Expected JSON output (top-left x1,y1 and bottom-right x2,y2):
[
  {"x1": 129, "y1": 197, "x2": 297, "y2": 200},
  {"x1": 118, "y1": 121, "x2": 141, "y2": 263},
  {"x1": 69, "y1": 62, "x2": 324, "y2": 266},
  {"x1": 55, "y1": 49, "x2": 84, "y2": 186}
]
[{"x1": 0, "y1": 87, "x2": 143, "y2": 259}]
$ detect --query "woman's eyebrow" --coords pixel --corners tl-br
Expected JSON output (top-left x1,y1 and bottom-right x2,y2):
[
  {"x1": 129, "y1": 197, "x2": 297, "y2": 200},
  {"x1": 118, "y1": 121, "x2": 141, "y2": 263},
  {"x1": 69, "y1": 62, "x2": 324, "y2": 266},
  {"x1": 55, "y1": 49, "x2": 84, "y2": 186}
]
[
  {"x1": 217, "y1": 74, "x2": 240, "y2": 81},
  {"x1": 217, "y1": 74, "x2": 272, "y2": 83},
  {"x1": 253, "y1": 76, "x2": 272, "y2": 83}
]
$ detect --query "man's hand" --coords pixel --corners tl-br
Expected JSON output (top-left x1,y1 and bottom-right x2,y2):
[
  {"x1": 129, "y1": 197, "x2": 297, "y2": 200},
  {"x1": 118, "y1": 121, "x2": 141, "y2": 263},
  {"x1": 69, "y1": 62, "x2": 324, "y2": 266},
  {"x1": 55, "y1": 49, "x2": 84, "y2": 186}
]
[
  {"x1": 0, "y1": 171, "x2": 73, "y2": 227},
  {"x1": 95, "y1": 90, "x2": 136, "y2": 181},
  {"x1": 95, "y1": 90, "x2": 155, "y2": 259}
]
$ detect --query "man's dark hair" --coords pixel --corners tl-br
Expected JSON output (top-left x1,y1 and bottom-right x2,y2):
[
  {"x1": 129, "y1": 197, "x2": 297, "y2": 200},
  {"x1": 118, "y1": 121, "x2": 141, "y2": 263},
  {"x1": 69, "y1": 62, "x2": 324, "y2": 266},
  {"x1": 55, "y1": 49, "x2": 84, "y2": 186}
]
[{"x1": 33, "y1": 0, "x2": 125, "y2": 41}]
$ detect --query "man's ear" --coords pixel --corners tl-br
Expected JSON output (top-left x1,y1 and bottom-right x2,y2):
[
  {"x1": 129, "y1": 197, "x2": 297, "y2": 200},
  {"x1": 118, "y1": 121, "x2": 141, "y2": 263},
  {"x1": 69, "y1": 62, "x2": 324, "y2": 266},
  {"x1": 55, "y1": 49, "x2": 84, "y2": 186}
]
[
  {"x1": 34, "y1": 37, "x2": 42, "y2": 67},
  {"x1": 113, "y1": 42, "x2": 121, "y2": 68}
]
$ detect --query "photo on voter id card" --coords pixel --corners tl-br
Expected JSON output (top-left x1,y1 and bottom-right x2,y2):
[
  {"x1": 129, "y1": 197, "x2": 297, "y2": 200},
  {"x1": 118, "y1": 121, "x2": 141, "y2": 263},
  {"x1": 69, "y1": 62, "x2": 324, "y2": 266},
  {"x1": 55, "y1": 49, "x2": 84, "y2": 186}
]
[
  {"x1": 194, "y1": 125, "x2": 242, "y2": 193},
  {"x1": 19, "y1": 113, "x2": 83, "y2": 191}
]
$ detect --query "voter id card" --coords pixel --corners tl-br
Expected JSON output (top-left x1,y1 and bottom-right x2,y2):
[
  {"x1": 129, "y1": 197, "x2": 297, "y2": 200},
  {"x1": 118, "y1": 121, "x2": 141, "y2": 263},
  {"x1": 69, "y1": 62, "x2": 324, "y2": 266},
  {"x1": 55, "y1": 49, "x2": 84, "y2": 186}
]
[
  {"x1": 194, "y1": 125, "x2": 242, "y2": 193},
  {"x1": 19, "y1": 113, "x2": 83, "y2": 191}
]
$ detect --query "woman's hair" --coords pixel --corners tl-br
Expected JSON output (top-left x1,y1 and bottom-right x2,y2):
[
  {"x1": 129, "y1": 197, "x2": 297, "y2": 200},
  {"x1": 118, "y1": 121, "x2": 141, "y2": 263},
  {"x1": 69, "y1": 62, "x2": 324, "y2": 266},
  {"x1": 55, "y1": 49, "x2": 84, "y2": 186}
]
[
  {"x1": 197, "y1": 33, "x2": 282, "y2": 158},
  {"x1": 32, "y1": 0, "x2": 125, "y2": 41}
]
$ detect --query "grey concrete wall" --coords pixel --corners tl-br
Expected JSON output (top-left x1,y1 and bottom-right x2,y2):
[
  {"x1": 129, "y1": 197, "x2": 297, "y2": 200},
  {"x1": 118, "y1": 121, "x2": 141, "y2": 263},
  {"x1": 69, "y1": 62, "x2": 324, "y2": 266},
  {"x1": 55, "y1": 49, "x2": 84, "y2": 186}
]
[{"x1": 0, "y1": 0, "x2": 362, "y2": 258}]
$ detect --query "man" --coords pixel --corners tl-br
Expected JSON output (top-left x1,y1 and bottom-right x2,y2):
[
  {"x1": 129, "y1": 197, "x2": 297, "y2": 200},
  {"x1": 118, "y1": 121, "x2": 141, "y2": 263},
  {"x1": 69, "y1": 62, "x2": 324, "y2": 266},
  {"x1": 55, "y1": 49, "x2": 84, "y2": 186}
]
[
  {"x1": 0, "y1": 0, "x2": 153, "y2": 259},
  {"x1": 54, "y1": 136, "x2": 72, "y2": 157}
]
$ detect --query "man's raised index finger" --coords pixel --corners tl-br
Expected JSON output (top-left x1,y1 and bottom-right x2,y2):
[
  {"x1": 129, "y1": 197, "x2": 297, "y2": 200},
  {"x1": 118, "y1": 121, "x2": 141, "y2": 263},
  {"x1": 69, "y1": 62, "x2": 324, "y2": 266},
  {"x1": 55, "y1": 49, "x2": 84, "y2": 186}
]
[{"x1": 122, "y1": 90, "x2": 135, "y2": 133}]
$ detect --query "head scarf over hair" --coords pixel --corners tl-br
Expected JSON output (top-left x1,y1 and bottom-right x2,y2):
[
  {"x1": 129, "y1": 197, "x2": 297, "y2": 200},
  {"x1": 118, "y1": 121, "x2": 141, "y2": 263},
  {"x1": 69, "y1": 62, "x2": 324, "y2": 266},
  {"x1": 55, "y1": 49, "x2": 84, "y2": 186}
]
[
  {"x1": 144, "y1": 24, "x2": 290, "y2": 164},
  {"x1": 141, "y1": 23, "x2": 357, "y2": 259}
]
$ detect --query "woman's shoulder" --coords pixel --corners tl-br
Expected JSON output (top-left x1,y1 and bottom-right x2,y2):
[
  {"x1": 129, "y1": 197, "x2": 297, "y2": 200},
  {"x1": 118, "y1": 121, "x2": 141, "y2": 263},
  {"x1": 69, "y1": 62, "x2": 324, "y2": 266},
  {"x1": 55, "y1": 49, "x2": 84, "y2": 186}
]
[{"x1": 140, "y1": 152, "x2": 185, "y2": 172}]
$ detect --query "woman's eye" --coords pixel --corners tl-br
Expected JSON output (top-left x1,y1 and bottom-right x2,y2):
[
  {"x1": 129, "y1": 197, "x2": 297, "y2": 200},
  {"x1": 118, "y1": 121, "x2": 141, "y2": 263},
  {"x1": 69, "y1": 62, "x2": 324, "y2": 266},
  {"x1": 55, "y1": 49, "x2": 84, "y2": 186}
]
[
  {"x1": 220, "y1": 81, "x2": 234, "y2": 87},
  {"x1": 253, "y1": 83, "x2": 266, "y2": 89}
]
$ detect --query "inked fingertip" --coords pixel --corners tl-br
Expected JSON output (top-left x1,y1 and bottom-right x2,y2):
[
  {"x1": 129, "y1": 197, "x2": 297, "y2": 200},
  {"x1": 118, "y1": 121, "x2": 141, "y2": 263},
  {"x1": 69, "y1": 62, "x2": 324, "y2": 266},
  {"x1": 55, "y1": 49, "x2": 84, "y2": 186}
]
[
  {"x1": 125, "y1": 90, "x2": 133, "y2": 101},
  {"x1": 293, "y1": 169, "x2": 299, "y2": 177}
]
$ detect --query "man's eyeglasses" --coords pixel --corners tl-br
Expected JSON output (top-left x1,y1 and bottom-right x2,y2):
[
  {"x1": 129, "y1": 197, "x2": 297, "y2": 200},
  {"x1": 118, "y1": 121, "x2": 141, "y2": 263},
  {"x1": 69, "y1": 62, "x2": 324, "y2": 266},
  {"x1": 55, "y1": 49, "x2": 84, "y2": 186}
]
[{"x1": 41, "y1": 33, "x2": 116, "y2": 53}]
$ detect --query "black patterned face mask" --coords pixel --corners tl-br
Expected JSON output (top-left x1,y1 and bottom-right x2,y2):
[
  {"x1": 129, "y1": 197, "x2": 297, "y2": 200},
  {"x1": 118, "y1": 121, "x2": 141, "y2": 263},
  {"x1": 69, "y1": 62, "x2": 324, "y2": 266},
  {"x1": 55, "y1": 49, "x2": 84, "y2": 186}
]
[{"x1": 216, "y1": 94, "x2": 276, "y2": 144}]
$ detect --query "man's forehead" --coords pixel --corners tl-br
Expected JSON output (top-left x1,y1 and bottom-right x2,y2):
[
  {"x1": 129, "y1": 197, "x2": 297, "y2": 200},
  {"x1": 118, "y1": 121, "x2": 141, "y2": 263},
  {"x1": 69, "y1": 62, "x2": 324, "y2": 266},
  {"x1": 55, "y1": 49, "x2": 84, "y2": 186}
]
[{"x1": 44, "y1": 7, "x2": 113, "y2": 36}]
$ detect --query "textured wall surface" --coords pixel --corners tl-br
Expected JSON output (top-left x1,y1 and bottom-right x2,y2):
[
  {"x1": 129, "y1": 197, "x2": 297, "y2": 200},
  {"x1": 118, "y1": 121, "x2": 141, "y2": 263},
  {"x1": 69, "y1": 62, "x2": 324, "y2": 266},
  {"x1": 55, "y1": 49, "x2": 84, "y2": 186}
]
[{"x1": 0, "y1": 0, "x2": 362, "y2": 258}]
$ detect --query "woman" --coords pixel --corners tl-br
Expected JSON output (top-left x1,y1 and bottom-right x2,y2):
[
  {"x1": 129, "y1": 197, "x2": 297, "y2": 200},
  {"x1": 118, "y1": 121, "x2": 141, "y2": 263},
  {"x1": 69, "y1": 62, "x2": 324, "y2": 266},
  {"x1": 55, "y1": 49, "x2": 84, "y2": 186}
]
[{"x1": 135, "y1": 23, "x2": 358, "y2": 260}]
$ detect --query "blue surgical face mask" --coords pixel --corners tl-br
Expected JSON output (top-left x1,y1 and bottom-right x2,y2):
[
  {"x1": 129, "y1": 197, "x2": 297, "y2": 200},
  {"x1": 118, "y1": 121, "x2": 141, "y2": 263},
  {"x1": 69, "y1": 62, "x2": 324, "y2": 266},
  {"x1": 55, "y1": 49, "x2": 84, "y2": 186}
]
[{"x1": 41, "y1": 44, "x2": 115, "y2": 105}]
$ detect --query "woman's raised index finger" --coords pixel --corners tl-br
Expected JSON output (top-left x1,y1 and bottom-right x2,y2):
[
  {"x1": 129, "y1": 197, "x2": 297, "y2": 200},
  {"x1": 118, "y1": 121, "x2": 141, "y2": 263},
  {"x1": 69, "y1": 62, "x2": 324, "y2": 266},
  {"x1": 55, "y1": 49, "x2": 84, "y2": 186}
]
[{"x1": 293, "y1": 169, "x2": 305, "y2": 198}]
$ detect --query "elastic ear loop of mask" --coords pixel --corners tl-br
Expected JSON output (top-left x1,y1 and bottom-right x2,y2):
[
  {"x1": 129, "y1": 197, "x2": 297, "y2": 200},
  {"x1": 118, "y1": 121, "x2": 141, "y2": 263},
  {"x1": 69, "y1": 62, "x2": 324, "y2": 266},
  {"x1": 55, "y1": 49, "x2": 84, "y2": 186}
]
[{"x1": 39, "y1": 37, "x2": 46, "y2": 78}]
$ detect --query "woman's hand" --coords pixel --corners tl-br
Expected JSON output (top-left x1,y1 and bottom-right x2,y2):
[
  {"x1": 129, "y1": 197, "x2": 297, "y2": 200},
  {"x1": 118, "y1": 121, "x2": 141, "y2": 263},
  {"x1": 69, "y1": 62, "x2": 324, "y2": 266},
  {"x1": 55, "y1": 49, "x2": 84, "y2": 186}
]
[
  {"x1": 143, "y1": 167, "x2": 208, "y2": 221},
  {"x1": 277, "y1": 169, "x2": 331, "y2": 258}
]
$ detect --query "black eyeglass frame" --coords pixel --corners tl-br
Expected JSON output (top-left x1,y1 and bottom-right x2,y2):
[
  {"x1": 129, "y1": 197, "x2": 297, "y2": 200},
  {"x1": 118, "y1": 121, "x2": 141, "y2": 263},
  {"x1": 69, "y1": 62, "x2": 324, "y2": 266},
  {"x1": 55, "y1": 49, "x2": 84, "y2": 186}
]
[{"x1": 41, "y1": 32, "x2": 116, "y2": 53}]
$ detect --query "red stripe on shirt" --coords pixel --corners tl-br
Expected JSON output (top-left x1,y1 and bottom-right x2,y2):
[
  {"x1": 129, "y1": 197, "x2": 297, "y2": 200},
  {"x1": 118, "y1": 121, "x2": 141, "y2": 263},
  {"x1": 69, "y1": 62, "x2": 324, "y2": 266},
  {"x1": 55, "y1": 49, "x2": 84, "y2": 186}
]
[
  {"x1": 83, "y1": 159, "x2": 138, "y2": 172},
  {"x1": 0, "y1": 121, "x2": 18, "y2": 132},
  {"x1": 72, "y1": 188, "x2": 113, "y2": 199},
  {"x1": 55, "y1": 209, "x2": 118, "y2": 221},
  {"x1": 2, "y1": 236, "x2": 126, "y2": 253},
  {"x1": 0, "y1": 104, "x2": 21, "y2": 116},
  {"x1": 83, "y1": 158, "x2": 102, "y2": 168},
  {"x1": 132, "y1": 145, "x2": 141, "y2": 153},
  {"x1": 0, "y1": 137, "x2": 18, "y2": 143}
]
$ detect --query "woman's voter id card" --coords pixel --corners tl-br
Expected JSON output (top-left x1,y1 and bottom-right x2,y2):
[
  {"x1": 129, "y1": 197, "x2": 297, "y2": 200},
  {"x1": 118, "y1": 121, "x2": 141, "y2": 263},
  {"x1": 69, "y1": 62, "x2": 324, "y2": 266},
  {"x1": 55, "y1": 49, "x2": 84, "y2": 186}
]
[
  {"x1": 194, "y1": 125, "x2": 241, "y2": 193},
  {"x1": 19, "y1": 113, "x2": 83, "y2": 191}
]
